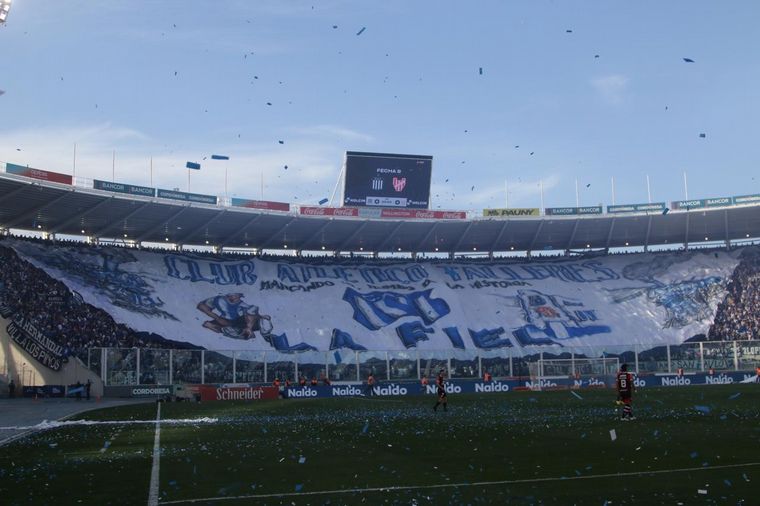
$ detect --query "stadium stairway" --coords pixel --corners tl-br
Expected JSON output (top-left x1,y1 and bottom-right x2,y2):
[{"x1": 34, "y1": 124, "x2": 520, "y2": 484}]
[{"x1": 0, "y1": 315, "x2": 103, "y2": 398}]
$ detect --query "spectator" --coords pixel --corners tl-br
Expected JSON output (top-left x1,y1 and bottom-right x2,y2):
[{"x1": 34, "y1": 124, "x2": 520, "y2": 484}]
[
  {"x1": 86, "y1": 379, "x2": 92, "y2": 400},
  {"x1": 0, "y1": 244, "x2": 199, "y2": 365},
  {"x1": 710, "y1": 250, "x2": 760, "y2": 341},
  {"x1": 8, "y1": 379, "x2": 15, "y2": 398}
]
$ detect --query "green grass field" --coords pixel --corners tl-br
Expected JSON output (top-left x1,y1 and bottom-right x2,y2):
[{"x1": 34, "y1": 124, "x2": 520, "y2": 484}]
[{"x1": 1, "y1": 385, "x2": 759, "y2": 505}]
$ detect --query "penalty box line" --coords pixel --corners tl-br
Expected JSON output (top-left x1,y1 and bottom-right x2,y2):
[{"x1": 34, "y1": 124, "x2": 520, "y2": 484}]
[{"x1": 159, "y1": 461, "x2": 760, "y2": 504}]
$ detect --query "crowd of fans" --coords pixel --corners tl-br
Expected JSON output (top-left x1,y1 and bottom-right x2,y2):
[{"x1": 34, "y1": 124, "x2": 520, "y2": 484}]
[
  {"x1": 709, "y1": 249, "x2": 760, "y2": 340},
  {"x1": 0, "y1": 232, "x2": 757, "y2": 375},
  {"x1": 0, "y1": 244, "x2": 178, "y2": 363}
]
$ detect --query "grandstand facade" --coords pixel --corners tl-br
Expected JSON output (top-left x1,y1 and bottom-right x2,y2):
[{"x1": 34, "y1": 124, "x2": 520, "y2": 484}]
[{"x1": 1, "y1": 164, "x2": 760, "y2": 394}]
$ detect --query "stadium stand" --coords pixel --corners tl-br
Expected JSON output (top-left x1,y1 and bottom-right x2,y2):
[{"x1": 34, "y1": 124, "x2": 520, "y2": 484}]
[
  {"x1": 709, "y1": 248, "x2": 760, "y2": 340},
  {"x1": 0, "y1": 239, "x2": 197, "y2": 362}
]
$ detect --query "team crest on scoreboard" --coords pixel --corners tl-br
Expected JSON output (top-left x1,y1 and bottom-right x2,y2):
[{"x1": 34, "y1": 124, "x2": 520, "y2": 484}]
[{"x1": 393, "y1": 177, "x2": 406, "y2": 192}]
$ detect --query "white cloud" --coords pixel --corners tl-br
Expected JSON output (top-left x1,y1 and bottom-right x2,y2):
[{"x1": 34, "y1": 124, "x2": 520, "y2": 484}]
[
  {"x1": 0, "y1": 122, "x2": 366, "y2": 206},
  {"x1": 591, "y1": 74, "x2": 629, "y2": 104},
  {"x1": 430, "y1": 174, "x2": 561, "y2": 210},
  {"x1": 287, "y1": 124, "x2": 375, "y2": 143}
]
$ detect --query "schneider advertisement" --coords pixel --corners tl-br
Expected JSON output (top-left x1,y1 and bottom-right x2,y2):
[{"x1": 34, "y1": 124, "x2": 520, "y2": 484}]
[{"x1": 342, "y1": 151, "x2": 432, "y2": 209}]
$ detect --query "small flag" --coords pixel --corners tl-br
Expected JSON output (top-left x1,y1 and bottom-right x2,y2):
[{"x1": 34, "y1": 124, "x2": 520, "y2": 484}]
[
  {"x1": 186, "y1": 162, "x2": 201, "y2": 170},
  {"x1": 211, "y1": 155, "x2": 229, "y2": 160}
]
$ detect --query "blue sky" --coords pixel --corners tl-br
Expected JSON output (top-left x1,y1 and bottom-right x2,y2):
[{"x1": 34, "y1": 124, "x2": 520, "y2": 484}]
[{"x1": 1, "y1": 0, "x2": 759, "y2": 211}]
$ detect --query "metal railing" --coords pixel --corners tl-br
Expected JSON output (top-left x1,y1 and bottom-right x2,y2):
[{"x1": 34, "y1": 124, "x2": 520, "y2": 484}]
[{"x1": 87, "y1": 340, "x2": 760, "y2": 386}]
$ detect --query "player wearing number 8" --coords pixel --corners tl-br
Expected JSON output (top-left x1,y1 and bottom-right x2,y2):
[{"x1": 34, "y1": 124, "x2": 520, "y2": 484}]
[{"x1": 616, "y1": 363, "x2": 635, "y2": 421}]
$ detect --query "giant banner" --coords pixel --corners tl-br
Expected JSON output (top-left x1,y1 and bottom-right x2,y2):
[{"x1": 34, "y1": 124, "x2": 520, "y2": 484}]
[{"x1": 5, "y1": 240, "x2": 744, "y2": 355}]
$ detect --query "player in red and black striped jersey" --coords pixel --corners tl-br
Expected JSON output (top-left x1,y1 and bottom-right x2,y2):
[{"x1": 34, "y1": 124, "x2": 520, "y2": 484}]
[
  {"x1": 433, "y1": 369, "x2": 448, "y2": 412},
  {"x1": 616, "y1": 363, "x2": 635, "y2": 421}
]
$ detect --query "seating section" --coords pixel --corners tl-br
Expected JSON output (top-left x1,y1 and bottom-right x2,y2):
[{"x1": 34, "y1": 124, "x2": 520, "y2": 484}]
[{"x1": 0, "y1": 236, "x2": 756, "y2": 370}]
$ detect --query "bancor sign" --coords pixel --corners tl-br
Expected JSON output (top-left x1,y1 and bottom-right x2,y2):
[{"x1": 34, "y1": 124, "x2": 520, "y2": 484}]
[{"x1": 198, "y1": 385, "x2": 279, "y2": 401}]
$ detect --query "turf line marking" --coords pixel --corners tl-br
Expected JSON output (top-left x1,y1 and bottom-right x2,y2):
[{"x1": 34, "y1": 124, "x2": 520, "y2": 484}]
[
  {"x1": 158, "y1": 461, "x2": 760, "y2": 504},
  {"x1": 0, "y1": 417, "x2": 217, "y2": 431},
  {"x1": 147, "y1": 402, "x2": 161, "y2": 506}
]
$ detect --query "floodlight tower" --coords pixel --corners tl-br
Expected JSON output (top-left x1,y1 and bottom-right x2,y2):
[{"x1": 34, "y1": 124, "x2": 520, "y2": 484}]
[{"x1": 0, "y1": 0, "x2": 11, "y2": 24}]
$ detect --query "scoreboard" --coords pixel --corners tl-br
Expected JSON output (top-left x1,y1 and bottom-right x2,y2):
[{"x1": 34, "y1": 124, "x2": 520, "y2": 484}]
[{"x1": 342, "y1": 151, "x2": 432, "y2": 209}]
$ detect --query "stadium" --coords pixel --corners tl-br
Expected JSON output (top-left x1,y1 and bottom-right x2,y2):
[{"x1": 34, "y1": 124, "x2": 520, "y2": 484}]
[{"x1": 2, "y1": 2, "x2": 760, "y2": 506}]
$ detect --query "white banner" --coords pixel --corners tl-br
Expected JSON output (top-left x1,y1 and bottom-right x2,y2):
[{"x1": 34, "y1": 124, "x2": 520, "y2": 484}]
[{"x1": 8, "y1": 240, "x2": 741, "y2": 354}]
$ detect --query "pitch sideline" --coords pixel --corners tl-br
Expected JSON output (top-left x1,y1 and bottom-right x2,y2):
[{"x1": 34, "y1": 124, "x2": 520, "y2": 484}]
[{"x1": 147, "y1": 402, "x2": 162, "y2": 506}]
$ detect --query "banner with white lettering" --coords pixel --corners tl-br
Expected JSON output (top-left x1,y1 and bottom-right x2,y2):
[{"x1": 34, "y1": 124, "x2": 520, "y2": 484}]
[
  {"x1": 4, "y1": 240, "x2": 743, "y2": 355},
  {"x1": 198, "y1": 385, "x2": 279, "y2": 401},
  {"x1": 6, "y1": 314, "x2": 64, "y2": 371}
]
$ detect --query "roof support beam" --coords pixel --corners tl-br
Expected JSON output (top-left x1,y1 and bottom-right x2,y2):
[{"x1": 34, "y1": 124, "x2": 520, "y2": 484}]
[
  {"x1": 92, "y1": 201, "x2": 152, "y2": 237},
  {"x1": 176, "y1": 209, "x2": 228, "y2": 244},
  {"x1": 604, "y1": 218, "x2": 617, "y2": 249},
  {"x1": 0, "y1": 184, "x2": 33, "y2": 208},
  {"x1": 135, "y1": 206, "x2": 192, "y2": 242},
  {"x1": 490, "y1": 220, "x2": 510, "y2": 253},
  {"x1": 336, "y1": 220, "x2": 370, "y2": 251},
  {"x1": 260, "y1": 217, "x2": 297, "y2": 250},
  {"x1": 220, "y1": 214, "x2": 264, "y2": 248},
  {"x1": 644, "y1": 215, "x2": 653, "y2": 251},
  {"x1": 451, "y1": 221, "x2": 475, "y2": 253},
  {"x1": 49, "y1": 197, "x2": 115, "y2": 234},
  {"x1": 300, "y1": 219, "x2": 333, "y2": 250},
  {"x1": 724, "y1": 209, "x2": 730, "y2": 249},
  {"x1": 5, "y1": 190, "x2": 72, "y2": 229},
  {"x1": 376, "y1": 221, "x2": 406, "y2": 252},
  {"x1": 565, "y1": 219, "x2": 580, "y2": 252},
  {"x1": 527, "y1": 220, "x2": 545, "y2": 253},
  {"x1": 683, "y1": 212, "x2": 690, "y2": 250},
  {"x1": 415, "y1": 222, "x2": 439, "y2": 252}
]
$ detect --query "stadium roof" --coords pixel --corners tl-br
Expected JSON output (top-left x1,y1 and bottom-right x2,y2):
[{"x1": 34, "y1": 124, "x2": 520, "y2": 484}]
[{"x1": 1, "y1": 172, "x2": 759, "y2": 253}]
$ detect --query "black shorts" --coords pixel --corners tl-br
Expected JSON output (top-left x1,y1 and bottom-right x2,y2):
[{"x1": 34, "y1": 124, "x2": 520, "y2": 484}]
[{"x1": 437, "y1": 388, "x2": 447, "y2": 399}]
